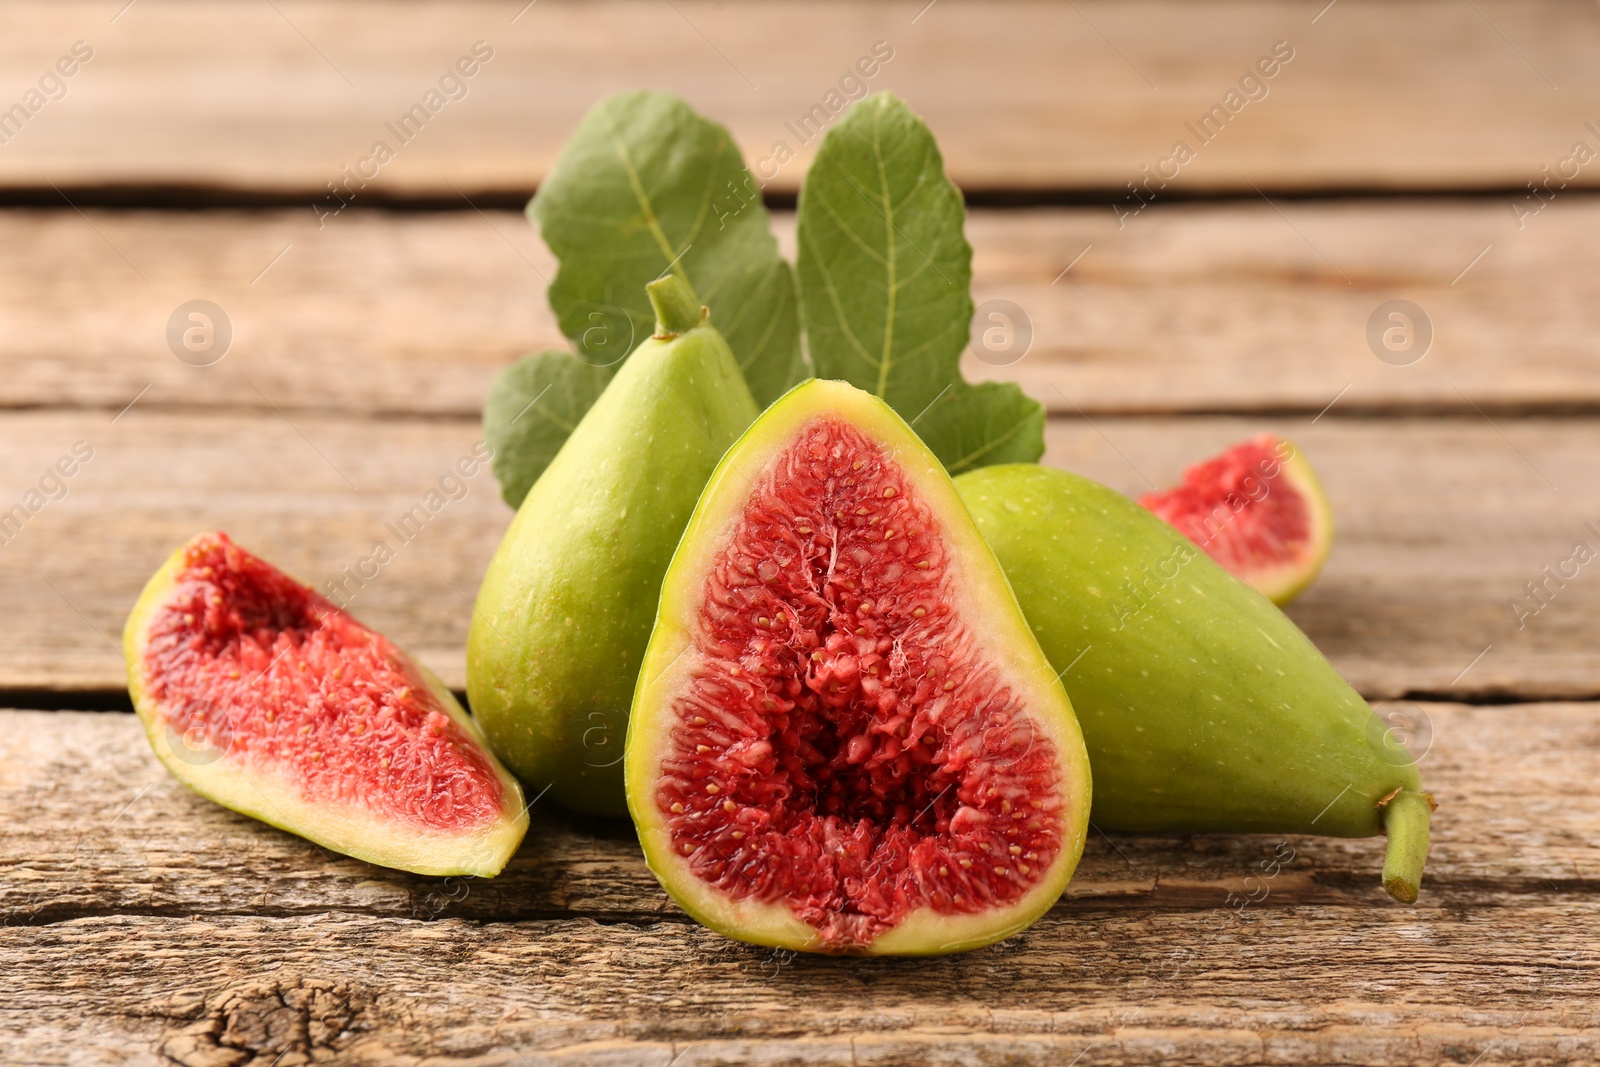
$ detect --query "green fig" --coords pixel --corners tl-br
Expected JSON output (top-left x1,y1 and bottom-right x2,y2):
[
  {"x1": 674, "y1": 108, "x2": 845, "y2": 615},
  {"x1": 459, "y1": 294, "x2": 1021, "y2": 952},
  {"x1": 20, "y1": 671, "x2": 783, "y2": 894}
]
[
  {"x1": 468, "y1": 276, "x2": 760, "y2": 816},
  {"x1": 954, "y1": 464, "x2": 1434, "y2": 903}
]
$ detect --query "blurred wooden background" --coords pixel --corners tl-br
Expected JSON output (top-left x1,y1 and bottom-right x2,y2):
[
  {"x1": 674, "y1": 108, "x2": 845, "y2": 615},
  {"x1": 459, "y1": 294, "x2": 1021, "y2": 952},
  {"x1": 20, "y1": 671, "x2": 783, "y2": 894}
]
[{"x1": 2, "y1": 2, "x2": 1597, "y2": 1064}]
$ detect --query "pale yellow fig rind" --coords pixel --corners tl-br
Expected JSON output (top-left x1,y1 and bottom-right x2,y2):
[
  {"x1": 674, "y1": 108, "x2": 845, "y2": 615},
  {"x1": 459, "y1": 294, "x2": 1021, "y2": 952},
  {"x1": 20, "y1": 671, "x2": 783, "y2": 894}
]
[{"x1": 1253, "y1": 437, "x2": 1335, "y2": 606}]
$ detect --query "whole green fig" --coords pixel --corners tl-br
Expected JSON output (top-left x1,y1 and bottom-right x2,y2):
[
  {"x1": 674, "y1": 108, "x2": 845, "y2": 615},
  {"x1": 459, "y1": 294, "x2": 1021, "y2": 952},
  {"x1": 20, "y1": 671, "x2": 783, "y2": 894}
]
[
  {"x1": 468, "y1": 276, "x2": 759, "y2": 815},
  {"x1": 955, "y1": 464, "x2": 1433, "y2": 902}
]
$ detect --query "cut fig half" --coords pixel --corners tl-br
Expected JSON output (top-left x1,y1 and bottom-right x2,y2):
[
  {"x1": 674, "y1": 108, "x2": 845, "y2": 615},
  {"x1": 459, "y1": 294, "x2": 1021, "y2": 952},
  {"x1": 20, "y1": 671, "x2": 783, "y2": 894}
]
[
  {"x1": 626, "y1": 380, "x2": 1092, "y2": 955},
  {"x1": 1140, "y1": 434, "x2": 1334, "y2": 605},
  {"x1": 125, "y1": 532, "x2": 528, "y2": 877}
]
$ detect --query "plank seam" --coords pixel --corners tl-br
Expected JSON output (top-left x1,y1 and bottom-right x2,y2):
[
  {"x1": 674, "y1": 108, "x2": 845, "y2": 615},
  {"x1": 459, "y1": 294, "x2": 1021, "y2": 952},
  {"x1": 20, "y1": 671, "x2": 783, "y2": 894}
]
[
  {"x1": 6, "y1": 184, "x2": 1600, "y2": 212},
  {"x1": 12, "y1": 401, "x2": 1600, "y2": 423},
  {"x1": 8, "y1": 688, "x2": 1600, "y2": 713},
  {"x1": 10, "y1": 890, "x2": 1599, "y2": 928}
]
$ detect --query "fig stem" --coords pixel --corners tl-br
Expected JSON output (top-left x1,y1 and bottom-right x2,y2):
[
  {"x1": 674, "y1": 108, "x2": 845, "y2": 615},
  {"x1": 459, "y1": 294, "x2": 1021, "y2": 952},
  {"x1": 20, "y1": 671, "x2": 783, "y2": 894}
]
[
  {"x1": 1380, "y1": 789, "x2": 1434, "y2": 904},
  {"x1": 647, "y1": 274, "x2": 706, "y2": 337}
]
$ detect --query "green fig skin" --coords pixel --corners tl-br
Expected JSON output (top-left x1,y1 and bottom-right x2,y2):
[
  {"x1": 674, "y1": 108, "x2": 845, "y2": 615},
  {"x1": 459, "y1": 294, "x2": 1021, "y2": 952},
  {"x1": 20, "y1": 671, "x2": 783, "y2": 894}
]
[
  {"x1": 468, "y1": 276, "x2": 760, "y2": 816},
  {"x1": 954, "y1": 464, "x2": 1432, "y2": 901}
]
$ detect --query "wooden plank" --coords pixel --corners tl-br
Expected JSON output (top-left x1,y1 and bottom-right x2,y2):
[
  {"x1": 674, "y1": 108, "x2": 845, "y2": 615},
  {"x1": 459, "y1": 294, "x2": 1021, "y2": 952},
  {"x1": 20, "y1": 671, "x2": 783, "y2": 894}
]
[
  {"x1": 3, "y1": 703, "x2": 1593, "y2": 926},
  {"x1": 2, "y1": 707, "x2": 1596, "y2": 1065},
  {"x1": 4, "y1": 1, "x2": 1599, "y2": 196},
  {"x1": 3, "y1": 908, "x2": 1596, "y2": 1066},
  {"x1": 1050, "y1": 416, "x2": 1600, "y2": 701},
  {"x1": 4, "y1": 201, "x2": 1597, "y2": 418},
  {"x1": 1, "y1": 411, "x2": 1594, "y2": 698}
]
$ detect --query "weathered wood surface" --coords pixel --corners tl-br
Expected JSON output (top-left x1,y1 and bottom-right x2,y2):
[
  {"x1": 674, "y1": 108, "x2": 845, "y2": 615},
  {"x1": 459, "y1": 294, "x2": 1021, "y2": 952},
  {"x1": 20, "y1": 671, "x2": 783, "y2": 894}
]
[
  {"x1": 6, "y1": 2, "x2": 1595, "y2": 1063},
  {"x1": 2, "y1": 706, "x2": 1596, "y2": 1066},
  {"x1": 4, "y1": 202, "x2": 1597, "y2": 419},
  {"x1": 1, "y1": 411, "x2": 1594, "y2": 698},
  {"x1": 4, "y1": 908, "x2": 1596, "y2": 1066},
  {"x1": 5, "y1": 1, "x2": 1598, "y2": 197},
  {"x1": 3, "y1": 704, "x2": 1594, "y2": 923}
]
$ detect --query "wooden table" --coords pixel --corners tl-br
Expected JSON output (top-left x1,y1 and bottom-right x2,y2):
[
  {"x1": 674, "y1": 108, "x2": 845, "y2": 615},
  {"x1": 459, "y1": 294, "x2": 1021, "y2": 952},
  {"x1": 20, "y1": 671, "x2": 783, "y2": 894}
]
[{"x1": 4, "y1": 2, "x2": 1597, "y2": 1063}]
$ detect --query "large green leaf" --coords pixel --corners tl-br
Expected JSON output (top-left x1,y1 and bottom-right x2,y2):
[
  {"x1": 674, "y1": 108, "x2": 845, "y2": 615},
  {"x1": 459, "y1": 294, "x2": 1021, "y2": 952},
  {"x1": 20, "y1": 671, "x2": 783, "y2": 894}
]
[
  {"x1": 796, "y1": 93, "x2": 1043, "y2": 471},
  {"x1": 530, "y1": 89, "x2": 804, "y2": 405},
  {"x1": 911, "y1": 381, "x2": 1047, "y2": 473},
  {"x1": 486, "y1": 91, "x2": 805, "y2": 508},
  {"x1": 483, "y1": 350, "x2": 613, "y2": 508}
]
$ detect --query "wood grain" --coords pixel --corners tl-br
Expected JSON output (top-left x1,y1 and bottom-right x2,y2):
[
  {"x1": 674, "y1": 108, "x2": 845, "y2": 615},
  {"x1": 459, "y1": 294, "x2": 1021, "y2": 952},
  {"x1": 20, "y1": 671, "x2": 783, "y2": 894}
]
[
  {"x1": 4, "y1": 200, "x2": 1598, "y2": 420},
  {"x1": 1, "y1": 707, "x2": 1596, "y2": 1065},
  {"x1": 3, "y1": 909, "x2": 1596, "y2": 1066},
  {"x1": 4, "y1": 1, "x2": 1599, "y2": 196},
  {"x1": 6, "y1": 4, "x2": 1592, "y2": 1062},
  {"x1": 2, "y1": 411, "x2": 1594, "y2": 698},
  {"x1": 3, "y1": 703, "x2": 1594, "y2": 925}
]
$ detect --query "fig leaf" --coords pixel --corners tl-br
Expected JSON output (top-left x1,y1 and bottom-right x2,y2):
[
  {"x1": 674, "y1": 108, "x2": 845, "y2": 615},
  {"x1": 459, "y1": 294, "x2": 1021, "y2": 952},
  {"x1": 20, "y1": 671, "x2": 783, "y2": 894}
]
[
  {"x1": 796, "y1": 92, "x2": 1044, "y2": 473},
  {"x1": 485, "y1": 91, "x2": 804, "y2": 506},
  {"x1": 910, "y1": 380, "x2": 1046, "y2": 473},
  {"x1": 531, "y1": 90, "x2": 804, "y2": 405},
  {"x1": 484, "y1": 350, "x2": 614, "y2": 508}
]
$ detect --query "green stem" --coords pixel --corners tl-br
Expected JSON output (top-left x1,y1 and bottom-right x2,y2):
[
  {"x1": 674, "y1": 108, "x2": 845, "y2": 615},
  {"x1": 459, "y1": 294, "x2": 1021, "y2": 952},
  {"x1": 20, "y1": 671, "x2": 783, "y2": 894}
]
[
  {"x1": 647, "y1": 275, "x2": 706, "y2": 337},
  {"x1": 1380, "y1": 790, "x2": 1434, "y2": 903}
]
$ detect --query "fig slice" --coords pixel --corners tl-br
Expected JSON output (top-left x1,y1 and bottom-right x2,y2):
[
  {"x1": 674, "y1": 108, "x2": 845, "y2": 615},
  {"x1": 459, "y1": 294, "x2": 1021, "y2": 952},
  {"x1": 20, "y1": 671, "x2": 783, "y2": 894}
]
[
  {"x1": 125, "y1": 532, "x2": 528, "y2": 877},
  {"x1": 626, "y1": 380, "x2": 1092, "y2": 955},
  {"x1": 1139, "y1": 434, "x2": 1333, "y2": 605}
]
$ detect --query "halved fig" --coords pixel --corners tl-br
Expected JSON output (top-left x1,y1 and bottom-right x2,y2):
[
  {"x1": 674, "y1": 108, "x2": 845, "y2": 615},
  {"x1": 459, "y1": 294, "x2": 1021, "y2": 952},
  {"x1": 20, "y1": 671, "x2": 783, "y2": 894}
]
[
  {"x1": 1139, "y1": 434, "x2": 1334, "y2": 605},
  {"x1": 125, "y1": 532, "x2": 528, "y2": 877},
  {"x1": 626, "y1": 380, "x2": 1092, "y2": 955}
]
